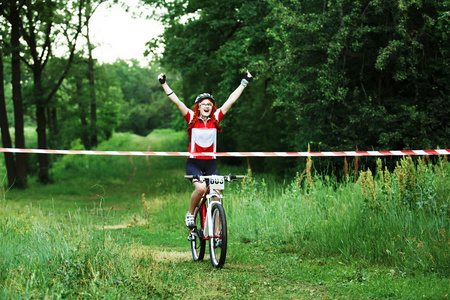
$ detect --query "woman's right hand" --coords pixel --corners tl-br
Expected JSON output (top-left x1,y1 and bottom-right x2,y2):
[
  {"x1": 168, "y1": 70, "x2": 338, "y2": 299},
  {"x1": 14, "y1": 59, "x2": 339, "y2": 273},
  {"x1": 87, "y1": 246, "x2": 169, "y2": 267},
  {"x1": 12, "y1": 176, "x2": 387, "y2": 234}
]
[{"x1": 158, "y1": 73, "x2": 166, "y2": 84}]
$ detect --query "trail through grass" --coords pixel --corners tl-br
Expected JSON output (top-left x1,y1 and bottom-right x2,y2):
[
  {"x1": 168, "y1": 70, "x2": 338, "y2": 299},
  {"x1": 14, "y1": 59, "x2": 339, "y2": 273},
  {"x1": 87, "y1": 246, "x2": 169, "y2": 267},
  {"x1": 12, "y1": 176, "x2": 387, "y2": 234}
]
[{"x1": 1, "y1": 130, "x2": 449, "y2": 299}]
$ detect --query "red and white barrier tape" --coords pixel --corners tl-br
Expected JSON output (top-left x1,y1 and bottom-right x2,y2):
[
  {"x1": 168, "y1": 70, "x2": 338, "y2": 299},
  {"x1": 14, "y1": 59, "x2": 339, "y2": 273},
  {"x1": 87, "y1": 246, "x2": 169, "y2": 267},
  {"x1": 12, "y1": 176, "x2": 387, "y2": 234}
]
[{"x1": 0, "y1": 148, "x2": 449, "y2": 157}]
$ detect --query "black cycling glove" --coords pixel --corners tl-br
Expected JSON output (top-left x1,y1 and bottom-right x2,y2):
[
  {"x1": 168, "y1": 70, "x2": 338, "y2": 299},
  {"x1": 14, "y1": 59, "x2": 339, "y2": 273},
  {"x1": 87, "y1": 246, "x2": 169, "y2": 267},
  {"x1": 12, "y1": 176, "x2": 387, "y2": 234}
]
[
  {"x1": 243, "y1": 72, "x2": 253, "y2": 82},
  {"x1": 158, "y1": 73, "x2": 166, "y2": 84}
]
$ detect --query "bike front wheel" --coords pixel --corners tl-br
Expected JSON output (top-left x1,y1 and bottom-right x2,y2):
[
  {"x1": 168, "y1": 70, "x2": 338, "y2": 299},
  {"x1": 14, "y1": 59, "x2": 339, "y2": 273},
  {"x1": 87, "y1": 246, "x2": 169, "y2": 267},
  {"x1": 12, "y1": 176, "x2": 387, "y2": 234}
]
[
  {"x1": 209, "y1": 203, "x2": 227, "y2": 268},
  {"x1": 190, "y1": 206, "x2": 206, "y2": 262}
]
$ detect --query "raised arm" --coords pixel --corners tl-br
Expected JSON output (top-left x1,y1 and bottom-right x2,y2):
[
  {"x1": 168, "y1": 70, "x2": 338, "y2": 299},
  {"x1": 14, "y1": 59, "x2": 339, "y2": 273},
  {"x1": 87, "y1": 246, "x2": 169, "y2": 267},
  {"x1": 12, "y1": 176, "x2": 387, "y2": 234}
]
[
  {"x1": 158, "y1": 73, "x2": 189, "y2": 116},
  {"x1": 220, "y1": 71, "x2": 253, "y2": 115}
]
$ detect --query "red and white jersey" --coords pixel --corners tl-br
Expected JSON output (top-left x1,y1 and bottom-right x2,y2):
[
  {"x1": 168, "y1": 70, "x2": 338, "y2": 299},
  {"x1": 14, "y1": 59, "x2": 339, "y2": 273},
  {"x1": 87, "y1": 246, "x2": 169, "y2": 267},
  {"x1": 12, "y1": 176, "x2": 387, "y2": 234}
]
[{"x1": 184, "y1": 109, "x2": 224, "y2": 159}]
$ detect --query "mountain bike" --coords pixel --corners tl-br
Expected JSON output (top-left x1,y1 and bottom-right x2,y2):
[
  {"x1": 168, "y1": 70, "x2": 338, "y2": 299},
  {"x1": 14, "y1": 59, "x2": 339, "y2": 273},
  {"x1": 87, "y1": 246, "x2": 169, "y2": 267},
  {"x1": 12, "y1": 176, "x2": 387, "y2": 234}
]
[{"x1": 184, "y1": 174, "x2": 244, "y2": 268}]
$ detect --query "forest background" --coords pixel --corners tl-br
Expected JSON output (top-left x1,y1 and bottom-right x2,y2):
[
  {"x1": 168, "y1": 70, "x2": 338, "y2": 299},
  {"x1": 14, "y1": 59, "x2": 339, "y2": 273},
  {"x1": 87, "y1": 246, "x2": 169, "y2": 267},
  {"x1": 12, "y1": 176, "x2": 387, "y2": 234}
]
[{"x1": 1, "y1": 0, "x2": 449, "y2": 188}]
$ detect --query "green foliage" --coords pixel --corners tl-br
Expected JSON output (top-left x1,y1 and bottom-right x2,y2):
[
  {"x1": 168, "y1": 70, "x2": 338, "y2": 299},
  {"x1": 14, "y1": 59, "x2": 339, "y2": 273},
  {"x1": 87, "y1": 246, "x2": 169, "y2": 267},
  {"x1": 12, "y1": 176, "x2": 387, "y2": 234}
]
[
  {"x1": 104, "y1": 60, "x2": 176, "y2": 136},
  {"x1": 44, "y1": 58, "x2": 175, "y2": 152},
  {"x1": 143, "y1": 0, "x2": 289, "y2": 172},
  {"x1": 42, "y1": 58, "x2": 118, "y2": 151},
  {"x1": 143, "y1": 0, "x2": 450, "y2": 176},
  {"x1": 265, "y1": 0, "x2": 450, "y2": 154},
  {"x1": 51, "y1": 130, "x2": 187, "y2": 184}
]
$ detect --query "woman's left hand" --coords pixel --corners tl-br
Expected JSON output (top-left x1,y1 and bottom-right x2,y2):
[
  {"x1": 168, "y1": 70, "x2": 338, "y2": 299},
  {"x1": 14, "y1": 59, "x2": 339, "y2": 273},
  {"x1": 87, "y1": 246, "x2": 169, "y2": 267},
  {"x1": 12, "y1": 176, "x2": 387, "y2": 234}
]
[{"x1": 244, "y1": 70, "x2": 253, "y2": 82}]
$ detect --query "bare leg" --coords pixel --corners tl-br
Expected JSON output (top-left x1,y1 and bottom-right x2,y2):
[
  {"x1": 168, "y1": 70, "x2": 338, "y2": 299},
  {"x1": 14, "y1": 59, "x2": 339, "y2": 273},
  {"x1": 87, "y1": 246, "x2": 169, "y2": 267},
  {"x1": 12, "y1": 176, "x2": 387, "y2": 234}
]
[{"x1": 189, "y1": 181, "x2": 206, "y2": 214}]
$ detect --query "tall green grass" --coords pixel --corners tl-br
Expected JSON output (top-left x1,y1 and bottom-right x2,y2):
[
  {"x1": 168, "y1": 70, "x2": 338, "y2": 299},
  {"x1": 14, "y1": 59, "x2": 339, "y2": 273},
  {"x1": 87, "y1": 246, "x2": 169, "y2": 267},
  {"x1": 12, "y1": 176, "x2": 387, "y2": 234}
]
[
  {"x1": 227, "y1": 156, "x2": 450, "y2": 276},
  {"x1": 0, "y1": 205, "x2": 186, "y2": 298}
]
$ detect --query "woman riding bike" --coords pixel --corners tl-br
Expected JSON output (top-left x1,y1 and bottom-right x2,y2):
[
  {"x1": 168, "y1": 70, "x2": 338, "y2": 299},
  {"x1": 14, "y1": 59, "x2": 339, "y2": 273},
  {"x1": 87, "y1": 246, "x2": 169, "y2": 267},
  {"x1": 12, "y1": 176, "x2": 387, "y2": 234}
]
[{"x1": 158, "y1": 71, "x2": 253, "y2": 227}]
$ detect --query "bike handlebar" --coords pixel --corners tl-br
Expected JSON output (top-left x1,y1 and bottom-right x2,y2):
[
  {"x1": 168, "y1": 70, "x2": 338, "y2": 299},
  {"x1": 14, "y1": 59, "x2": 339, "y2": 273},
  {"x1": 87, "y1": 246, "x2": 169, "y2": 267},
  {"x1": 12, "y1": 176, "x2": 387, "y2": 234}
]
[{"x1": 184, "y1": 174, "x2": 245, "y2": 181}]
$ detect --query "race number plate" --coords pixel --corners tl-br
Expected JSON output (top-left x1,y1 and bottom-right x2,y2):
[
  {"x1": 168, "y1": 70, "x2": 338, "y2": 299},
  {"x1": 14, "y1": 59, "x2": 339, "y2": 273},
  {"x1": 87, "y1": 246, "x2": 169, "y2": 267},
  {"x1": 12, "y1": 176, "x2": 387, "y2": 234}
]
[{"x1": 209, "y1": 176, "x2": 225, "y2": 190}]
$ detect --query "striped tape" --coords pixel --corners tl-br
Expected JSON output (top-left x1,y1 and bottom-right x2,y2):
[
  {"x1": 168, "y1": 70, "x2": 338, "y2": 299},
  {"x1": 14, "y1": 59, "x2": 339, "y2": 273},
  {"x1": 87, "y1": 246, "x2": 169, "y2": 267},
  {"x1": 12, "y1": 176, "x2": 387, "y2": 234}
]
[{"x1": 0, "y1": 148, "x2": 449, "y2": 157}]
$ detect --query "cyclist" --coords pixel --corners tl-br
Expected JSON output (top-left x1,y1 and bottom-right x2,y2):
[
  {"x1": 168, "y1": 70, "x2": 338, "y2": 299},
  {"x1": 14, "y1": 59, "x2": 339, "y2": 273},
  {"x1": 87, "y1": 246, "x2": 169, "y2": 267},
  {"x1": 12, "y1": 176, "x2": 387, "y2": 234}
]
[{"x1": 158, "y1": 71, "x2": 253, "y2": 227}]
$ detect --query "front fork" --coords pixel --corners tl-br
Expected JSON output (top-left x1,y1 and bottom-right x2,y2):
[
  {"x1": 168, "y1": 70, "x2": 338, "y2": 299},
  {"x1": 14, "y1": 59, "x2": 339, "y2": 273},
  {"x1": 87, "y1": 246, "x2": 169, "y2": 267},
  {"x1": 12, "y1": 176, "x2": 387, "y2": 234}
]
[{"x1": 204, "y1": 194, "x2": 222, "y2": 238}]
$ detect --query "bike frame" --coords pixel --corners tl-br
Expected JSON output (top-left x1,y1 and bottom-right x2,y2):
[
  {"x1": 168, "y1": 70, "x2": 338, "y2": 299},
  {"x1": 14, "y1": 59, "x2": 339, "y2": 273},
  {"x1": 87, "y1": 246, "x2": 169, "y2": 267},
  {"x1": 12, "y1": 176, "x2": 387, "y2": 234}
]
[{"x1": 193, "y1": 178, "x2": 223, "y2": 240}]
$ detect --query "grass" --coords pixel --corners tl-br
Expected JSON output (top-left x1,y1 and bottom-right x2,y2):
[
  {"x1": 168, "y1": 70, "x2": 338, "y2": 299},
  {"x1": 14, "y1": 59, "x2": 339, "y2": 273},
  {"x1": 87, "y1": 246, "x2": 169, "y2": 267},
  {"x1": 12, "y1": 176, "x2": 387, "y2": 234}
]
[
  {"x1": 1, "y1": 130, "x2": 449, "y2": 299},
  {"x1": 229, "y1": 156, "x2": 450, "y2": 275}
]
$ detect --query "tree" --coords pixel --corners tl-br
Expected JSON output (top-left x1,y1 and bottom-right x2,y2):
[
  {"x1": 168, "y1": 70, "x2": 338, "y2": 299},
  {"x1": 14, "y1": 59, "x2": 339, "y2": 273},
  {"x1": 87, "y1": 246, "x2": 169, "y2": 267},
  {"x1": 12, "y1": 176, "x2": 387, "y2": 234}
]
[
  {"x1": 265, "y1": 0, "x2": 450, "y2": 160},
  {"x1": 83, "y1": 0, "x2": 110, "y2": 148},
  {"x1": 0, "y1": 38, "x2": 18, "y2": 187},
  {"x1": 107, "y1": 60, "x2": 173, "y2": 136},
  {"x1": 18, "y1": 0, "x2": 83, "y2": 183},
  {"x1": 0, "y1": 0, "x2": 28, "y2": 188},
  {"x1": 146, "y1": 0, "x2": 450, "y2": 175},
  {"x1": 50, "y1": 56, "x2": 123, "y2": 150}
]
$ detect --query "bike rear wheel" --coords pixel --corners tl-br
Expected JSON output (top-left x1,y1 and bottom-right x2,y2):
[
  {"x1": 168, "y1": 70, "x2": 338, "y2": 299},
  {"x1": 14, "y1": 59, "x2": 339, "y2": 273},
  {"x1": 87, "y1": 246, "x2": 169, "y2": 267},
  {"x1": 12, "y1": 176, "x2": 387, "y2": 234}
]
[
  {"x1": 209, "y1": 203, "x2": 227, "y2": 268},
  {"x1": 190, "y1": 206, "x2": 206, "y2": 261}
]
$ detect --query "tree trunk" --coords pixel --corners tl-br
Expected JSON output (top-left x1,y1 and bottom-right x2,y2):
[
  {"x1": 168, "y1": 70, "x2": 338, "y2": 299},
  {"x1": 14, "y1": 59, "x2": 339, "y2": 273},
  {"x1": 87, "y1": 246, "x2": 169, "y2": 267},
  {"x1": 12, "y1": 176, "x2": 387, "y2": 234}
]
[
  {"x1": 76, "y1": 81, "x2": 90, "y2": 149},
  {"x1": 50, "y1": 107, "x2": 58, "y2": 136},
  {"x1": 10, "y1": 4, "x2": 28, "y2": 188},
  {"x1": 86, "y1": 19, "x2": 97, "y2": 148},
  {"x1": 33, "y1": 66, "x2": 50, "y2": 184},
  {"x1": 0, "y1": 42, "x2": 17, "y2": 187},
  {"x1": 46, "y1": 105, "x2": 58, "y2": 149}
]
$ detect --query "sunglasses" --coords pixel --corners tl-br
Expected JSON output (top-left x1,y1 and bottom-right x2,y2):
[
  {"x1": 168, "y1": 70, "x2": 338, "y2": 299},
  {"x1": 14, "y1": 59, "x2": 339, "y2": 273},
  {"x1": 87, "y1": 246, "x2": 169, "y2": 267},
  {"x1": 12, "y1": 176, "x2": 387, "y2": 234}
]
[{"x1": 200, "y1": 103, "x2": 213, "y2": 107}]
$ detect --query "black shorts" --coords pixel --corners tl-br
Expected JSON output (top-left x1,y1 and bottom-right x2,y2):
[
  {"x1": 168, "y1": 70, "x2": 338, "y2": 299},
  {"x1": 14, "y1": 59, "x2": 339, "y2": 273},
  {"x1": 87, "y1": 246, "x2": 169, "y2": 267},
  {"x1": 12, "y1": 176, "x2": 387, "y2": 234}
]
[{"x1": 186, "y1": 158, "x2": 219, "y2": 182}]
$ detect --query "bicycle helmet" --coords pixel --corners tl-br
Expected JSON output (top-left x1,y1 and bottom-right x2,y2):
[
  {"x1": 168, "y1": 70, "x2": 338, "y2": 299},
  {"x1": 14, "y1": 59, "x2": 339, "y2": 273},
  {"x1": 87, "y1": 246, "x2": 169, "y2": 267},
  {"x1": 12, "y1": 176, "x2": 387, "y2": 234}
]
[{"x1": 194, "y1": 93, "x2": 215, "y2": 106}]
